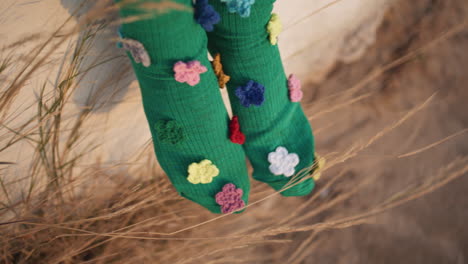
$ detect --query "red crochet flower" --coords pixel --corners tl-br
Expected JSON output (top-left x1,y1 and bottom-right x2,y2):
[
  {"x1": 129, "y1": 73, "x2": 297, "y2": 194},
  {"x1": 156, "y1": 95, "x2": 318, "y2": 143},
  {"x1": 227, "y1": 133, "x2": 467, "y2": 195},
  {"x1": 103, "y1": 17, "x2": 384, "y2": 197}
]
[{"x1": 229, "y1": 116, "x2": 245, "y2": 144}]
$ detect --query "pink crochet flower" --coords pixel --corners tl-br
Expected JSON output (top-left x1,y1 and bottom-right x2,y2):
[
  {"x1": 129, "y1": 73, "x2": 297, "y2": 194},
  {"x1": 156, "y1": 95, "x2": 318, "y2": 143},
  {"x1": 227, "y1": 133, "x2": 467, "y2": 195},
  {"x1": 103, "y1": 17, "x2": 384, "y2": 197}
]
[
  {"x1": 215, "y1": 183, "x2": 245, "y2": 214},
  {"x1": 173, "y1": 60, "x2": 208, "y2": 86},
  {"x1": 288, "y1": 74, "x2": 303, "y2": 102},
  {"x1": 290, "y1": 89, "x2": 303, "y2": 102}
]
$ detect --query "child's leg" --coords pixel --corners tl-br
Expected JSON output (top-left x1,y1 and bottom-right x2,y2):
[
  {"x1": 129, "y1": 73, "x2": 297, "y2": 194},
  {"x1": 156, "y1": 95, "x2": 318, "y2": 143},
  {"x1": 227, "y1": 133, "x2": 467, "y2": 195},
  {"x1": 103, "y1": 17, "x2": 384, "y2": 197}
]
[
  {"x1": 116, "y1": 0, "x2": 250, "y2": 213},
  {"x1": 206, "y1": 0, "x2": 316, "y2": 196}
]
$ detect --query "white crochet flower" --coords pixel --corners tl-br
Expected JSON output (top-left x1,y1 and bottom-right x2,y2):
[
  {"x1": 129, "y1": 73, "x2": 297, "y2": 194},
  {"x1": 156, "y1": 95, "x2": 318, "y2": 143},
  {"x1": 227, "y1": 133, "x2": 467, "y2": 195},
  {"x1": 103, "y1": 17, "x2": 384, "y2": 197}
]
[{"x1": 268, "y1": 146, "x2": 300, "y2": 177}]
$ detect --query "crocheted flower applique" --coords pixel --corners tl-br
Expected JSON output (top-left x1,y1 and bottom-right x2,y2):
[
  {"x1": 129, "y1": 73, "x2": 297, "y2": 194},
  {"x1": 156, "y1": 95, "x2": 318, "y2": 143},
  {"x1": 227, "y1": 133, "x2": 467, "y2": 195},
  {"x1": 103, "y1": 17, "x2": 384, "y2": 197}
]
[
  {"x1": 235, "y1": 80, "x2": 265, "y2": 107},
  {"x1": 267, "y1": 13, "x2": 282, "y2": 45},
  {"x1": 154, "y1": 120, "x2": 184, "y2": 145},
  {"x1": 288, "y1": 74, "x2": 303, "y2": 102},
  {"x1": 211, "y1": 53, "x2": 230, "y2": 88},
  {"x1": 312, "y1": 154, "x2": 326, "y2": 181},
  {"x1": 268, "y1": 146, "x2": 300, "y2": 177},
  {"x1": 173, "y1": 60, "x2": 208, "y2": 86},
  {"x1": 215, "y1": 183, "x2": 245, "y2": 213},
  {"x1": 187, "y1": 159, "x2": 220, "y2": 184},
  {"x1": 120, "y1": 38, "x2": 151, "y2": 67},
  {"x1": 229, "y1": 116, "x2": 245, "y2": 144},
  {"x1": 194, "y1": 0, "x2": 221, "y2": 32},
  {"x1": 220, "y1": 0, "x2": 255, "y2": 18}
]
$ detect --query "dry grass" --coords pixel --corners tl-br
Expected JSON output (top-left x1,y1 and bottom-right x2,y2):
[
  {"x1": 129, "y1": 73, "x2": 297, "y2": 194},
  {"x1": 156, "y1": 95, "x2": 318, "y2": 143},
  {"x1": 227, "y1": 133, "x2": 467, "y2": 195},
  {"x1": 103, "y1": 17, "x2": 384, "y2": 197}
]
[{"x1": 0, "y1": 0, "x2": 467, "y2": 263}]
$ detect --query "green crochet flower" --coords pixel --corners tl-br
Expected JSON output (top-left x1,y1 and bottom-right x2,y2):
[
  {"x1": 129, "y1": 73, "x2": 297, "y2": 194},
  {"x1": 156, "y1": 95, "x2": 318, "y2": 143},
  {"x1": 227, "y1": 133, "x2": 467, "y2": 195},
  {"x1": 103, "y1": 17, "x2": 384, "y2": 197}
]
[{"x1": 154, "y1": 120, "x2": 185, "y2": 145}]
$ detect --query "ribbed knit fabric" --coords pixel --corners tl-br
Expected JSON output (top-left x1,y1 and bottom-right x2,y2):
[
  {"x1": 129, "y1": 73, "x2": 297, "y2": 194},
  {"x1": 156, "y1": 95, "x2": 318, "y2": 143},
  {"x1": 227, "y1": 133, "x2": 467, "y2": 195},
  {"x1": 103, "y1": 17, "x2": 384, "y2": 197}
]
[
  {"x1": 116, "y1": 0, "x2": 250, "y2": 213},
  {"x1": 206, "y1": 0, "x2": 316, "y2": 196}
]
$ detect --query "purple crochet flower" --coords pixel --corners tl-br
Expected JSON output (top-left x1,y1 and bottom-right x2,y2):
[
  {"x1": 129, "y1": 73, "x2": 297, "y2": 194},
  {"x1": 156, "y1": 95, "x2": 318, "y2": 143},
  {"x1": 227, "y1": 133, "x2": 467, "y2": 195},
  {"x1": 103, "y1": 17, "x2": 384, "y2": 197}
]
[
  {"x1": 121, "y1": 38, "x2": 151, "y2": 67},
  {"x1": 215, "y1": 183, "x2": 245, "y2": 214},
  {"x1": 235, "y1": 80, "x2": 265, "y2": 107},
  {"x1": 194, "y1": 0, "x2": 221, "y2": 32}
]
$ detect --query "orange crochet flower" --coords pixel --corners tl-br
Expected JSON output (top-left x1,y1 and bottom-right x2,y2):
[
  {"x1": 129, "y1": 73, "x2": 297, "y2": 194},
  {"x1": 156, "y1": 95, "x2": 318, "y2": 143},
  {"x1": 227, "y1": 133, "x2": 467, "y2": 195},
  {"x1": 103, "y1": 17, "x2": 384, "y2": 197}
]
[{"x1": 211, "y1": 53, "x2": 231, "y2": 88}]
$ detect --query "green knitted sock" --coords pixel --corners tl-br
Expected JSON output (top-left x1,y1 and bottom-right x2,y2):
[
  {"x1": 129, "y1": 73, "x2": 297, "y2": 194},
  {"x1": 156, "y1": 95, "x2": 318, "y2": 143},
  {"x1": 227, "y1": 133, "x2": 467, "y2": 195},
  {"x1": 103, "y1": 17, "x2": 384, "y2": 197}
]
[
  {"x1": 116, "y1": 0, "x2": 250, "y2": 213},
  {"x1": 206, "y1": 0, "x2": 316, "y2": 196}
]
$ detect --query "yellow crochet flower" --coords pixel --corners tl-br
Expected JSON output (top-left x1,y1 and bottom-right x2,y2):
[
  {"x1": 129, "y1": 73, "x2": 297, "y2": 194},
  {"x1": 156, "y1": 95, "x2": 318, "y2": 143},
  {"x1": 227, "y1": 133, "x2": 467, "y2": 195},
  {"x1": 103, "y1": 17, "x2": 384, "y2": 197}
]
[
  {"x1": 312, "y1": 154, "x2": 326, "y2": 181},
  {"x1": 267, "y1": 13, "x2": 282, "y2": 45},
  {"x1": 187, "y1": 159, "x2": 220, "y2": 184}
]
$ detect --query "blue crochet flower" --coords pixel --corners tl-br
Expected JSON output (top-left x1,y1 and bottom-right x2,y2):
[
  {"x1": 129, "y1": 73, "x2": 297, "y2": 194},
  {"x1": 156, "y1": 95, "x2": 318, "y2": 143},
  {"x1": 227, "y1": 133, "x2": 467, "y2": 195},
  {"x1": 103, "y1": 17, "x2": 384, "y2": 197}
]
[
  {"x1": 194, "y1": 0, "x2": 221, "y2": 32},
  {"x1": 221, "y1": 0, "x2": 255, "y2": 18},
  {"x1": 235, "y1": 80, "x2": 265, "y2": 107}
]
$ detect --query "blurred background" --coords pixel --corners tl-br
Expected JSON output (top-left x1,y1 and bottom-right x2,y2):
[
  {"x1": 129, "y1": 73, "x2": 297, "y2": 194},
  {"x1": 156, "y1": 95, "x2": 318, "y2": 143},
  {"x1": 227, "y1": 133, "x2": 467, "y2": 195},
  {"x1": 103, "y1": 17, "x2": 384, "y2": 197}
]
[{"x1": 1, "y1": 0, "x2": 467, "y2": 263}]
